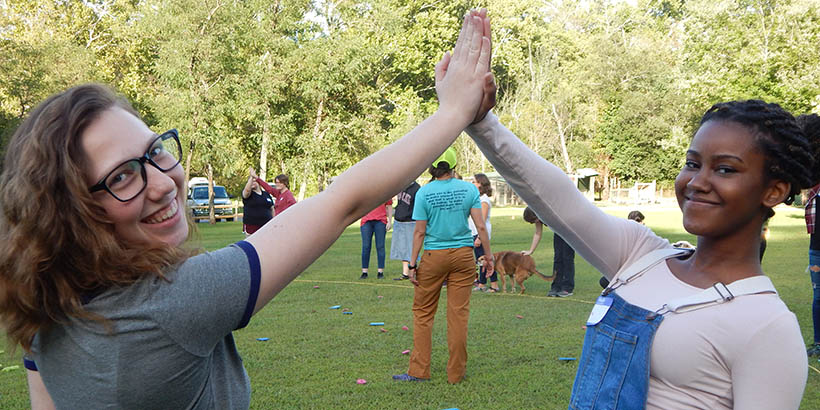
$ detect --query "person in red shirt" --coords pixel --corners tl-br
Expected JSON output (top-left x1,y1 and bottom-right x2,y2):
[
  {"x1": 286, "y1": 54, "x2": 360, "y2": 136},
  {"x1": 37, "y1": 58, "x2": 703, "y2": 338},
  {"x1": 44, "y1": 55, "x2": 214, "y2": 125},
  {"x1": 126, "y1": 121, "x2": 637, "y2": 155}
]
[
  {"x1": 255, "y1": 173, "x2": 296, "y2": 217},
  {"x1": 360, "y1": 200, "x2": 393, "y2": 279}
]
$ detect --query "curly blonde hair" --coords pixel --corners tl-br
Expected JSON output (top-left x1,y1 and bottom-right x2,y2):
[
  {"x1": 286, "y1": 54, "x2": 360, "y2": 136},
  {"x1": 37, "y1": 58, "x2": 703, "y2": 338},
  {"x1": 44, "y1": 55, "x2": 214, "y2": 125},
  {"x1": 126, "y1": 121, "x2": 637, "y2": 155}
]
[{"x1": 0, "y1": 84, "x2": 194, "y2": 351}]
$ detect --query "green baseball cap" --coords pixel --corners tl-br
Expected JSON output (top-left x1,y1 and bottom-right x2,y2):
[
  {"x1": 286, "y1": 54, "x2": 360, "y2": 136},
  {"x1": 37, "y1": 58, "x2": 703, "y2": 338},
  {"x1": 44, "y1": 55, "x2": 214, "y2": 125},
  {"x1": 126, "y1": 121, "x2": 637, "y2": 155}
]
[{"x1": 433, "y1": 147, "x2": 457, "y2": 169}]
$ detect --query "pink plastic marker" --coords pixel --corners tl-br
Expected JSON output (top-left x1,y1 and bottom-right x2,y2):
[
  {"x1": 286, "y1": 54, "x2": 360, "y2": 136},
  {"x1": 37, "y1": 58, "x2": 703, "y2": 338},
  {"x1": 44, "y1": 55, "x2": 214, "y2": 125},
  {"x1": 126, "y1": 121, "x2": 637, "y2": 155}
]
[
  {"x1": 401, "y1": 325, "x2": 409, "y2": 331},
  {"x1": 401, "y1": 350, "x2": 411, "y2": 355},
  {"x1": 356, "y1": 379, "x2": 367, "y2": 385}
]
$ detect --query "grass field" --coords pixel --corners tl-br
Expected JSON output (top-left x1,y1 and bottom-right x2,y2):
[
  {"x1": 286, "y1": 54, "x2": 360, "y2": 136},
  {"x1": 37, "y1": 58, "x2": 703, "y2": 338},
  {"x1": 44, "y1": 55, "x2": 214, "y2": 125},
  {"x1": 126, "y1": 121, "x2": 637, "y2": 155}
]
[{"x1": 2, "y1": 205, "x2": 819, "y2": 409}]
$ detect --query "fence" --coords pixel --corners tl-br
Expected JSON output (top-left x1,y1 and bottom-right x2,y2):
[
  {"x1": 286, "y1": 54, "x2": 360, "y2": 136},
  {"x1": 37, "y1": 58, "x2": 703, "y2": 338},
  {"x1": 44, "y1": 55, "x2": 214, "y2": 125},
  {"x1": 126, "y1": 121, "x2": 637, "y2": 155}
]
[
  {"x1": 189, "y1": 204, "x2": 243, "y2": 221},
  {"x1": 609, "y1": 181, "x2": 657, "y2": 205}
]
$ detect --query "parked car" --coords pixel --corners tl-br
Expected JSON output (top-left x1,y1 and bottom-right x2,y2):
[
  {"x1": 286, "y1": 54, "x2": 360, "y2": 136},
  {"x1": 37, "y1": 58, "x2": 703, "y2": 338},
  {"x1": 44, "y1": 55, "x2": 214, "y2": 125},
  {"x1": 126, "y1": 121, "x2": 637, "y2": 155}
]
[{"x1": 187, "y1": 183, "x2": 236, "y2": 222}]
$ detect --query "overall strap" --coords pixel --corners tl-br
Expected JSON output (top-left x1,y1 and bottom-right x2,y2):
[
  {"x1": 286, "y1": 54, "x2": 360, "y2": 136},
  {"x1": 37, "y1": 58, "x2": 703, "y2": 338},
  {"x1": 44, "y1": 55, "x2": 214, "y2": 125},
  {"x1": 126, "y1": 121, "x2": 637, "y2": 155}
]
[
  {"x1": 659, "y1": 275, "x2": 777, "y2": 315},
  {"x1": 604, "y1": 248, "x2": 692, "y2": 295}
]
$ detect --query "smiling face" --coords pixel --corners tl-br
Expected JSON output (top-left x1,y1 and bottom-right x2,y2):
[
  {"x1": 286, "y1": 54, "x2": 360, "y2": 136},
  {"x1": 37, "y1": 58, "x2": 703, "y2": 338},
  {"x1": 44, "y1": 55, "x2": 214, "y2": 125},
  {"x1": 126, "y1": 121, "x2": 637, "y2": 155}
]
[
  {"x1": 674, "y1": 120, "x2": 780, "y2": 238},
  {"x1": 81, "y1": 107, "x2": 188, "y2": 247}
]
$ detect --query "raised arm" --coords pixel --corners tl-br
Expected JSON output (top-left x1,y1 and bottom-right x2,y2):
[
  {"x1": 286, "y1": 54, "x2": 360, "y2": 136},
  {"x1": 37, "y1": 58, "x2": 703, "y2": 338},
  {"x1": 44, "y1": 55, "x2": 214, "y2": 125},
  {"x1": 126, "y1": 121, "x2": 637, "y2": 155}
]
[
  {"x1": 241, "y1": 170, "x2": 255, "y2": 199},
  {"x1": 255, "y1": 177, "x2": 278, "y2": 196},
  {"x1": 245, "y1": 10, "x2": 493, "y2": 312},
  {"x1": 465, "y1": 114, "x2": 668, "y2": 278}
]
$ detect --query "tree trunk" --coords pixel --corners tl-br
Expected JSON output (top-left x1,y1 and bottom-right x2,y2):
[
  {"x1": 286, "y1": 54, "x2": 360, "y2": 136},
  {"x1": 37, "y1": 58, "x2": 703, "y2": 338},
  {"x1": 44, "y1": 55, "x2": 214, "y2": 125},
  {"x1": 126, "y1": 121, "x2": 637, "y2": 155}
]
[
  {"x1": 184, "y1": 140, "x2": 195, "y2": 188},
  {"x1": 297, "y1": 160, "x2": 309, "y2": 202},
  {"x1": 207, "y1": 163, "x2": 215, "y2": 224},
  {"x1": 260, "y1": 105, "x2": 271, "y2": 181},
  {"x1": 299, "y1": 99, "x2": 325, "y2": 201},
  {"x1": 552, "y1": 103, "x2": 573, "y2": 174}
]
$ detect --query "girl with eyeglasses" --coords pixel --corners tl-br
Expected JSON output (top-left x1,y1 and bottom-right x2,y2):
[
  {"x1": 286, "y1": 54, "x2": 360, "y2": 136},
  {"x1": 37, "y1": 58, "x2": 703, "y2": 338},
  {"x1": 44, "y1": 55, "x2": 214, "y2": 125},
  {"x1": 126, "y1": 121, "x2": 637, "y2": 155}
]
[{"x1": 0, "y1": 11, "x2": 493, "y2": 409}]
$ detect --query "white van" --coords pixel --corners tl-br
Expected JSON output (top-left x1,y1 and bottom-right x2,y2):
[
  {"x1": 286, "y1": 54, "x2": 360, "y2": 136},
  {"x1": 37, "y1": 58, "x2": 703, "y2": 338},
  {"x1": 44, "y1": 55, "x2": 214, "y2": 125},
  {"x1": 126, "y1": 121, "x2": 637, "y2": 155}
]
[{"x1": 186, "y1": 178, "x2": 235, "y2": 221}]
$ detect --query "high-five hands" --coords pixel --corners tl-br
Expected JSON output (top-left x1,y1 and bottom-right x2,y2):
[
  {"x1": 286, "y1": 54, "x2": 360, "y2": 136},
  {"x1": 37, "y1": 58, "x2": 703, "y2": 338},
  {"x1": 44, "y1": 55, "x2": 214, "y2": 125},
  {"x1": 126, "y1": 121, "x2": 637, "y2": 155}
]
[
  {"x1": 434, "y1": 9, "x2": 493, "y2": 125},
  {"x1": 470, "y1": 9, "x2": 496, "y2": 124}
]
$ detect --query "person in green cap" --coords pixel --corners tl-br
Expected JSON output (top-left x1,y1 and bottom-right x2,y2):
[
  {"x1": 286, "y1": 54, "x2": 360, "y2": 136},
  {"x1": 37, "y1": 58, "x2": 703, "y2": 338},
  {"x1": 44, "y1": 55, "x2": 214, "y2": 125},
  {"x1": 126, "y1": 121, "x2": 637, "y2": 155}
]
[{"x1": 393, "y1": 146, "x2": 493, "y2": 384}]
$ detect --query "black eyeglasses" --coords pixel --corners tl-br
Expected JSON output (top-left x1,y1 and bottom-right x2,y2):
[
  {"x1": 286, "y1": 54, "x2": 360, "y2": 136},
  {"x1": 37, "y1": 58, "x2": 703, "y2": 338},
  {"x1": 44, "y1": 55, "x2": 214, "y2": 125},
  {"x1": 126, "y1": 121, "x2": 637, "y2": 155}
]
[{"x1": 88, "y1": 129, "x2": 183, "y2": 202}]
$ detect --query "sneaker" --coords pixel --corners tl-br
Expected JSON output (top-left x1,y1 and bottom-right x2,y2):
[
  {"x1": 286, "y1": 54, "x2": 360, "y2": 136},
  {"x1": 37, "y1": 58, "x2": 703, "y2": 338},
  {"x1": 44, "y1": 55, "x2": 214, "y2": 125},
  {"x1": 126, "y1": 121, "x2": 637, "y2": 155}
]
[
  {"x1": 392, "y1": 373, "x2": 428, "y2": 382},
  {"x1": 557, "y1": 290, "x2": 574, "y2": 298},
  {"x1": 547, "y1": 290, "x2": 559, "y2": 297},
  {"x1": 808, "y1": 343, "x2": 820, "y2": 357},
  {"x1": 393, "y1": 274, "x2": 410, "y2": 281},
  {"x1": 377, "y1": 272, "x2": 384, "y2": 279},
  {"x1": 359, "y1": 272, "x2": 368, "y2": 279}
]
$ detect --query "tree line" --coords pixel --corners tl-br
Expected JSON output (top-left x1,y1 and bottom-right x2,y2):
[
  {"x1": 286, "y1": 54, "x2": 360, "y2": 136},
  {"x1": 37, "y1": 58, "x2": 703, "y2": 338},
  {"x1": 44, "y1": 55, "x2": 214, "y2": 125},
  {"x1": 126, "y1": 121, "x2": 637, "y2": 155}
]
[{"x1": 2, "y1": 0, "x2": 819, "y2": 198}]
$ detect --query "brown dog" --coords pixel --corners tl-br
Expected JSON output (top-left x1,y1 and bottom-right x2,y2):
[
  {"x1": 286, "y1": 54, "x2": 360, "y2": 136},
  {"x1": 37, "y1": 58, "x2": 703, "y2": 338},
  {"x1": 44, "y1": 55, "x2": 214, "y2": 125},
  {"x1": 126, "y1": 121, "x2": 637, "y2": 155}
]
[{"x1": 479, "y1": 251, "x2": 554, "y2": 294}]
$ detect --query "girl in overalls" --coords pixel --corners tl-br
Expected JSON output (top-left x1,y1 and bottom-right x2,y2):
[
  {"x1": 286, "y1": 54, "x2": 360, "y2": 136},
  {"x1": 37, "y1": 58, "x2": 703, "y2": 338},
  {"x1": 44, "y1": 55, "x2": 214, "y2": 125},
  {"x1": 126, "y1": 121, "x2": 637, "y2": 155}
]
[{"x1": 463, "y1": 29, "x2": 814, "y2": 407}]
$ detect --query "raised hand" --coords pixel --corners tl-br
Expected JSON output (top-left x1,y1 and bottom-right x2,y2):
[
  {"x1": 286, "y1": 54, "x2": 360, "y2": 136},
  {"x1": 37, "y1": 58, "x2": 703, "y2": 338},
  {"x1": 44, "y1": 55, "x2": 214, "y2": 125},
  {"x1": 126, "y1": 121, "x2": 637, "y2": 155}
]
[
  {"x1": 434, "y1": 9, "x2": 492, "y2": 125},
  {"x1": 473, "y1": 9, "x2": 496, "y2": 124}
]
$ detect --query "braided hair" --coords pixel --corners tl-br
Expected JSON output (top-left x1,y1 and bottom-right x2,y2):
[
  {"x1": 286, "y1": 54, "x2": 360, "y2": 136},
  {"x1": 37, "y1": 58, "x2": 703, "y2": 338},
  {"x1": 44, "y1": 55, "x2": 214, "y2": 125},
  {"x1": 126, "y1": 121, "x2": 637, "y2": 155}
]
[
  {"x1": 701, "y1": 100, "x2": 818, "y2": 208},
  {"x1": 796, "y1": 113, "x2": 820, "y2": 187}
]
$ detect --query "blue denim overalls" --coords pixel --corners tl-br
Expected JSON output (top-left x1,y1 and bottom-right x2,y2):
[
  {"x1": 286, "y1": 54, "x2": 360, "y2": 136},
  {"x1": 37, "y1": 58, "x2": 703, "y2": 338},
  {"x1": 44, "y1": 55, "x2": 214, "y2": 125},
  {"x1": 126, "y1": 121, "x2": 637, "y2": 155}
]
[{"x1": 568, "y1": 248, "x2": 776, "y2": 410}]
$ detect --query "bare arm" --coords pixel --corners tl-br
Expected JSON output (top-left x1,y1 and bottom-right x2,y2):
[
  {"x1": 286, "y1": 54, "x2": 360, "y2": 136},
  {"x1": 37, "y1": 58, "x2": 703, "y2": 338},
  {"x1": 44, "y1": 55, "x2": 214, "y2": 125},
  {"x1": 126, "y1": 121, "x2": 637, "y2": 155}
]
[
  {"x1": 241, "y1": 175, "x2": 254, "y2": 199},
  {"x1": 522, "y1": 220, "x2": 543, "y2": 256},
  {"x1": 386, "y1": 203, "x2": 393, "y2": 231},
  {"x1": 246, "y1": 12, "x2": 492, "y2": 313},
  {"x1": 473, "y1": 201, "x2": 490, "y2": 247},
  {"x1": 470, "y1": 208, "x2": 493, "y2": 274},
  {"x1": 408, "y1": 220, "x2": 427, "y2": 285},
  {"x1": 27, "y1": 370, "x2": 55, "y2": 410}
]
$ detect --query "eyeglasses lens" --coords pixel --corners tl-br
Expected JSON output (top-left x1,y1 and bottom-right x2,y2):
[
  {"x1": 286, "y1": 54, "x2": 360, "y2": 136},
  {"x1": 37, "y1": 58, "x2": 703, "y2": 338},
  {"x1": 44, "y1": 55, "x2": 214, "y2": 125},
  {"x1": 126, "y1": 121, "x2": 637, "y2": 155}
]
[
  {"x1": 106, "y1": 160, "x2": 145, "y2": 201},
  {"x1": 151, "y1": 133, "x2": 182, "y2": 170},
  {"x1": 105, "y1": 131, "x2": 182, "y2": 201}
]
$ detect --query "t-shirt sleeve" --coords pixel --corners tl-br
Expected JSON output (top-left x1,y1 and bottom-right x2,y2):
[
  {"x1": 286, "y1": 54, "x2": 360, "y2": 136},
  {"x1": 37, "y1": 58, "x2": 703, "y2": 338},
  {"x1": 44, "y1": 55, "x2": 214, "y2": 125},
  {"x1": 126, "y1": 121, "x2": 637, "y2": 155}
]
[
  {"x1": 23, "y1": 355, "x2": 37, "y2": 371},
  {"x1": 151, "y1": 241, "x2": 261, "y2": 356},
  {"x1": 731, "y1": 311, "x2": 806, "y2": 409},
  {"x1": 469, "y1": 186, "x2": 481, "y2": 209},
  {"x1": 412, "y1": 189, "x2": 429, "y2": 221}
]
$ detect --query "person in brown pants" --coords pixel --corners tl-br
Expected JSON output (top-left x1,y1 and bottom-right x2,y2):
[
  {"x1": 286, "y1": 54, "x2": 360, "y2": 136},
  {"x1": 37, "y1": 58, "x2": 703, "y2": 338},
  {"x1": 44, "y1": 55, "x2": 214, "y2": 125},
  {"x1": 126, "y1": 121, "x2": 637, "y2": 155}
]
[{"x1": 392, "y1": 145, "x2": 493, "y2": 384}]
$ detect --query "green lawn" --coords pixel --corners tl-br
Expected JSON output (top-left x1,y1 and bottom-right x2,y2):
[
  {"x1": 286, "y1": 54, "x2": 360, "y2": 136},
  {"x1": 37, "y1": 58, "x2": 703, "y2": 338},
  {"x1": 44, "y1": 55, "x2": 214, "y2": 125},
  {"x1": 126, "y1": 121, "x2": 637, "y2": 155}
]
[{"x1": 2, "y1": 206, "x2": 819, "y2": 409}]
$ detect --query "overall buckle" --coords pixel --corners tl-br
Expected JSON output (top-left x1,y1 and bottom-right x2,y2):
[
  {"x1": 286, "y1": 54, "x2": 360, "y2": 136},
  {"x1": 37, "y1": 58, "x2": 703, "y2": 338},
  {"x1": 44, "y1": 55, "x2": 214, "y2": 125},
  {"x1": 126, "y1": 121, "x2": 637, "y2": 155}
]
[{"x1": 712, "y1": 282, "x2": 734, "y2": 302}]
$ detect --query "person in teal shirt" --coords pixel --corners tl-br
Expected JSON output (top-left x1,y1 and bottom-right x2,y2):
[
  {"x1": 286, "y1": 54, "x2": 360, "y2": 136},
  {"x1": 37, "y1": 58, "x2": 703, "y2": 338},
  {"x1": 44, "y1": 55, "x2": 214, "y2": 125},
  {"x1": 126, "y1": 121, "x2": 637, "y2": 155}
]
[{"x1": 393, "y1": 147, "x2": 493, "y2": 384}]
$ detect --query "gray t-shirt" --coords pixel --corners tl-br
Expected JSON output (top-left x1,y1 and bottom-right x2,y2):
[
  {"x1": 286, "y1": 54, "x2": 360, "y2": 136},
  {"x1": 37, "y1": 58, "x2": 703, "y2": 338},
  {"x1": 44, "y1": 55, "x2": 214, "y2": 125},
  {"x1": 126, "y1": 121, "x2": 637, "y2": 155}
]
[{"x1": 30, "y1": 241, "x2": 260, "y2": 409}]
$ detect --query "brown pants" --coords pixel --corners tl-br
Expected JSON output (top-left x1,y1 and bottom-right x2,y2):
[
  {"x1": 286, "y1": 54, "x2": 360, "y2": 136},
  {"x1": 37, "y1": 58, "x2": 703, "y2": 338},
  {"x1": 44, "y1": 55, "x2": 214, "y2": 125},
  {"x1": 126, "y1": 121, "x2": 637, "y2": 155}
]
[{"x1": 407, "y1": 247, "x2": 475, "y2": 383}]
